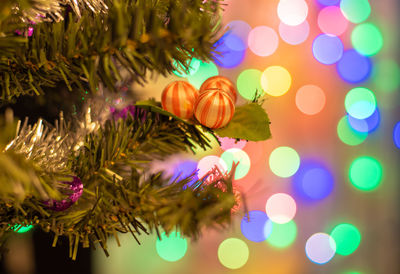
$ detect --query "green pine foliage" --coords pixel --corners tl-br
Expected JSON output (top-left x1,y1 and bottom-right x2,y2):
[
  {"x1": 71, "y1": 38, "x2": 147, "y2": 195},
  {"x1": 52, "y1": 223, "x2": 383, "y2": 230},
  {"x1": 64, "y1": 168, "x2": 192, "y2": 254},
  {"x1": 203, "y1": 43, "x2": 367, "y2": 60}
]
[
  {"x1": 0, "y1": 0, "x2": 223, "y2": 101},
  {"x1": 0, "y1": 0, "x2": 242, "y2": 259},
  {"x1": 0, "y1": 103, "x2": 237, "y2": 259}
]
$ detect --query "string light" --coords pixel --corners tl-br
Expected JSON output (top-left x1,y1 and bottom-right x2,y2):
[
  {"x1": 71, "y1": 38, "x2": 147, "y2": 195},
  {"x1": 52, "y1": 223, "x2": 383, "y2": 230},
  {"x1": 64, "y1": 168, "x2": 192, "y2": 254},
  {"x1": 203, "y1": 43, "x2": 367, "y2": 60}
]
[
  {"x1": 305, "y1": 233, "x2": 336, "y2": 264},
  {"x1": 337, "y1": 50, "x2": 372, "y2": 83},
  {"x1": 248, "y1": 26, "x2": 279, "y2": 57},
  {"x1": 312, "y1": 34, "x2": 344, "y2": 65},
  {"x1": 277, "y1": 0, "x2": 309, "y2": 26}
]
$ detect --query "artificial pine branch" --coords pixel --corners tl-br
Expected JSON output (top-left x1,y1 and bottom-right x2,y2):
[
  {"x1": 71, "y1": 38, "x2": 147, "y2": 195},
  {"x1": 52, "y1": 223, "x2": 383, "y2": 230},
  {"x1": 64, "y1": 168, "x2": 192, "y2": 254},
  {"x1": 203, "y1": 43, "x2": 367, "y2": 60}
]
[
  {"x1": 0, "y1": 99, "x2": 238, "y2": 259},
  {"x1": 0, "y1": 0, "x2": 223, "y2": 102},
  {"x1": 0, "y1": 0, "x2": 107, "y2": 58},
  {"x1": 0, "y1": 0, "x2": 107, "y2": 26},
  {"x1": 0, "y1": 0, "x2": 251, "y2": 260}
]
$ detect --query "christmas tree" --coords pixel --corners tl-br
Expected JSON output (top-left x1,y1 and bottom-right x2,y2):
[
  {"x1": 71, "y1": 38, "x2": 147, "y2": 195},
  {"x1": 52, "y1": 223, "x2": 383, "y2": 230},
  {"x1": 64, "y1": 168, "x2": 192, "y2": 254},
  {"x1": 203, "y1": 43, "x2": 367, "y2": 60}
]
[{"x1": 0, "y1": 0, "x2": 271, "y2": 259}]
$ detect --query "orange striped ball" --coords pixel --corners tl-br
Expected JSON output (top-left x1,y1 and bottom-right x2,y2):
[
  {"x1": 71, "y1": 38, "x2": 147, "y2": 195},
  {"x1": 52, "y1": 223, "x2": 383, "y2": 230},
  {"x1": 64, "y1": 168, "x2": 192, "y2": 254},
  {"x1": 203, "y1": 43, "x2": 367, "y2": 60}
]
[
  {"x1": 194, "y1": 89, "x2": 235, "y2": 129},
  {"x1": 161, "y1": 81, "x2": 198, "y2": 119},
  {"x1": 199, "y1": 76, "x2": 237, "y2": 103}
]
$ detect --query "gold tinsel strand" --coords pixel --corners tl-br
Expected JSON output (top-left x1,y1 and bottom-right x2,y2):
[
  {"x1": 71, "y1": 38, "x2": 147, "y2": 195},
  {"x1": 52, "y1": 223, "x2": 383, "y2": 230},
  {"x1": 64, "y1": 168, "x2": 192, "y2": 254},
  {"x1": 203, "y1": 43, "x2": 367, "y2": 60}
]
[
  {"x1": 15, "y1": 0, "x2": 108, "y2": 24},
  {"x1": 4, "y1": 99, "x2": 107, "y2": 174}
]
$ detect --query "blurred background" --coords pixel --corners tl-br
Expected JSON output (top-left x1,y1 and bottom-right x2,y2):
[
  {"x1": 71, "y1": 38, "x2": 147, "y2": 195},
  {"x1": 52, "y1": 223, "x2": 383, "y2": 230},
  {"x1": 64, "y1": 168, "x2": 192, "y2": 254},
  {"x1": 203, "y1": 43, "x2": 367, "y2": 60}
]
[{"x1": 3, "y1": 0, "x2": 399, "y2": 273}]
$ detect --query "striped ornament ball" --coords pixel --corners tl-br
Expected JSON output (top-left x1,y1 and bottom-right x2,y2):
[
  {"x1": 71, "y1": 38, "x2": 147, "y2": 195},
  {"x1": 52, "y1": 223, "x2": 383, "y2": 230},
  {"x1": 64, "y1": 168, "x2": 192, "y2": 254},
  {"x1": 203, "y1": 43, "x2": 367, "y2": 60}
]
[
  {"x1": 194, "y1": 89, "x2": 235, "y2": 129},
  {"x1": 161, "y1": 81, "x2": 199, "y2": 119},
  {"x1": 199, "y1": 76, "x2": 237, "y2": 103}
]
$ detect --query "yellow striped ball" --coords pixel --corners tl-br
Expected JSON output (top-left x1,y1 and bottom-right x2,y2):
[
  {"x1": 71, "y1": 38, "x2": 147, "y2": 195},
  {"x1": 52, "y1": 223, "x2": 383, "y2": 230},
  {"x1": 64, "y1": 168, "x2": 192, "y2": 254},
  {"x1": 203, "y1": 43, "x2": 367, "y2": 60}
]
[
  {"x1": 199, "y1": 76, "x2": 237, "y2": 103},
  {"x1": 194, "y1": 89, "x2": 235, "y2": 129},
  {"x1": 161, "y1": 81, "x2": 198, "y2": 119}
]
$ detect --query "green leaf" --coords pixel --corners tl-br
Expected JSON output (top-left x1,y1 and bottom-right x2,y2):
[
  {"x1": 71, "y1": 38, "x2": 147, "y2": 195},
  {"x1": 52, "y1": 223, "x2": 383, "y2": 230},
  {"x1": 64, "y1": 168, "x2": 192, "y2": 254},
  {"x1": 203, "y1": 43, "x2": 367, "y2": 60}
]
[{"x1": 215, "y1": 103, "x2": 271, "y2": 141}]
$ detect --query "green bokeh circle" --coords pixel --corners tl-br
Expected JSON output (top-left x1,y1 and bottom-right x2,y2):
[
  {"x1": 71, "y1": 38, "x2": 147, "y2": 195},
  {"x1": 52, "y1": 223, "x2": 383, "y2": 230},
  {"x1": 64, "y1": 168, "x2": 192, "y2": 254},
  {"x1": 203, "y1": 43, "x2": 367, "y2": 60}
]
[
  {"x1": 173, "y1": 58, "x2": 201, "y2": 77},
  {"x1": 156, "y1": 231, "x2": 188, "y2": 262},
  {"x1": 187, "y1": 61, "x2": 219, "y2": 89},
  {"x1": 221, "y1": 148, "x2": 251, "y2": 180},
  {"x1": 11, "y1": 224, "x2": 34, "y2": 233},
  {"x1": 330, "y1": 223, "x2": 361, "y2": 256},
  {"x1": 236, "y1": 69, "x2": 264, "y2": 100},
  {"x1": 266, "y1": 220, "x2": 297, "y2": 248},
  {"x1": 351, "y1": 23, "x2": 383, "y2": 56},
  {"x1": 269, "y1": 146, "x2": 300, "y2": 178},
  {"x1": 340, "y1": 0, "x2": 371, "y2": 24},
  {"x1": 344, "y1": 87, "x2": 377, "y2": 120},
  {"x1": 373, "y1": 59, "x2": 400, "y2": 93},
  {"x1": 349, "y1": 156, "x2": 382, "y2": 191},
  {"x1": 337, "y1": 116, "x2": 367, "y2": 146}
]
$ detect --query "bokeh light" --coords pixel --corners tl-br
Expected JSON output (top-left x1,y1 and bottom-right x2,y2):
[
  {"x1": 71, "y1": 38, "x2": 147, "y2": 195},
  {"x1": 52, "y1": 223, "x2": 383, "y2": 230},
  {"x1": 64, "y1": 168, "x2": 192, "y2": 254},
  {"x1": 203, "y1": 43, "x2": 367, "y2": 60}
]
[
  {"x1": 292, "y1": 160, "x2": 334, "y2": 202},
  {"x1": 318, "y1": 6, "x2": 349, "y2": 36},
  {"x1": 305, "y1": 233, "x2": 336, "y2": 264},
  {"x1": 348, "y1": 107, "x2": 380, "y2": 133},
  {"x1": 340, "y1": 0, "x2": 371, "y2": 23},
  {"x1": 373, "y1": 59, "x2": 400, "y2": 93},
  {"x1": 226, "y1": 20, "x2": 252, "y2": 50},
  {"x1": 241, "y1": 210, "x2": 270, "y2": 242},
  {"x1": 269, "y1": 146, "x2": 300, "y2": 178},
  {"x1": 263, "y1": 219, "x2": 273, "y2": 240},
  {"x1": 295, "y1": 85, "x2": 326, "y2": 115},
  {"x1": 218, "y1": 137, "x2": 247, "y2": 151},
  {"x1": 156, "y1": 231, "x2": 188, "y2": 262},
  {"x1": 171, "y1": 160, "x2": 198, "y2": 187},
  {"x1": 187, "y1": 61, "x2": 219, "y2": 89},
  {"x1": 277, "y1": 0, "x2": 308, "y2": 26},
  {"x1": 224, "y1": 33, "x2": 247, "y2": 52},
  {"x1": 351, "y1": 23, "x2": 383, "y2": 56},
  {"x1": 345, "y1": 87, "x2": 377, "y2": 119},
  {"x1": 11, "y1": 224, "x2": 33, "y2": 233},
  {"x1": 213, "y1": 33, "x2": 246, "y2": 68},
  {"x1": 218, "y1": 238, "x2": 249, "y2": 269},
  {"x1": 261, "y1": 66, "x2": 292, "y2": 97},
  {"x1": 317, "y1": 0, "x2": 339, "y2": 5},
  {"x1": 349, "y1": 156, "x2": 382, "y2": 191},
  {"x1": 221, "y1": 148, "x2": 251, "y2": 180},
  {"x1": 248, "y1": 26, "x2": 279, "y2": 57},
  {"x1": 279, "y1": 21, "x2": 310, "y2": 45},
  {"x1": 265, "y1": 193, "x2": 297, "y2": 224},
  {"x1": 330, "y1": 223, "x2": 361, "y2": 256},
  {"x1": 172, "y1": 58, "x2": 201, "y2": 77},
  {"x1": 337, "y1": 49, "x2": 372, "y2": 83},
  {"x1": 346, "y1": 115, "x2": 369, "y2": 134},
  {"x1": 394, "y1": 122, "x2": 400, "y2": 149},
  {"x1": 337, "y1": 116, "x2": 368, "y2": 146},
  {"x1": 266, "y1": 220, "x2": 297, "y2": 248},
  {"x1": 312, "y1": 34, "x2": 344, "y2": 65},
  {"x1": 236, "y1": 69, "x2": 264, "y2": 100},
  {"x1": 197, "y1": 155, "x2": 227, "y2": 179}
]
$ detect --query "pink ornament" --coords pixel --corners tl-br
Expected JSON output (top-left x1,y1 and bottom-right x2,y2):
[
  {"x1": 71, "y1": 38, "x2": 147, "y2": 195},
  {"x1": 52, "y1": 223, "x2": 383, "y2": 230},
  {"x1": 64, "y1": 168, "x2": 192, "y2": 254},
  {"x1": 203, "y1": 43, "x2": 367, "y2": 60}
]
[
  {"x1": 44, "y1": 176, "x2": 83, "y2": 211},
  {"x1": 110, "y1": 105, "x2": 152, "y2": 122},
  {"x1": 194, "y1": 89, "x2": 235, "y2": 129},
  {"x1": 161, "y1": 81, "x2": 198, "y2": 119},
  {"x1": 27, "y1": 27, "x2": 34, "y2": 37},
  {"x1": 199, "y1": 76, "x2": 237, "y2": 103},
  {"x1": 15, "y1": 27, "x2": 34, "y2": 37}
]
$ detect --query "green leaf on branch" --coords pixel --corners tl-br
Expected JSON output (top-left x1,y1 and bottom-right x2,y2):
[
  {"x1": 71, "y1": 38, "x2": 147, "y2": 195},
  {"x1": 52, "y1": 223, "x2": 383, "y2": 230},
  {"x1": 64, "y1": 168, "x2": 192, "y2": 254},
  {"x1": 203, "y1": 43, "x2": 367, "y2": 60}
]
[{"x1": 215, "y1": 103, "x2": 271, "y2": 141}]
